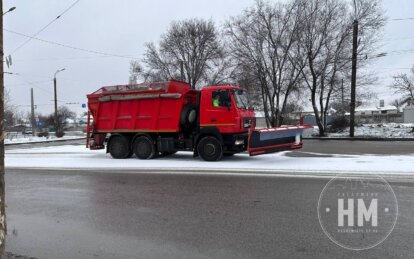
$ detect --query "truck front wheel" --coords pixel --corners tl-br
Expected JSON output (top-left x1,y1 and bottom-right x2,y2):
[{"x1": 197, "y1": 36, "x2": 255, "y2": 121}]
[
  {"x1": 133, "y1": 136, "x2": 156, "y2": 159},
  {"x1": 108, "y1": 135, "x2": 132, "y2": 159},
  {"x1": 197, "y1": 136, "x2": 223, "y2": 162}
]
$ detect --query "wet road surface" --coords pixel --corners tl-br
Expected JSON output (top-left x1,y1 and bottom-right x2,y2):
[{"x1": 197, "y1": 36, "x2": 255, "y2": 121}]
[{"x1": 5, "y1": 168, "x2": 414, "y2": 259}]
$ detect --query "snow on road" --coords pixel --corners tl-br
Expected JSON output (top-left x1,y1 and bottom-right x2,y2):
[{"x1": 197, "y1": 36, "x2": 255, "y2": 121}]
[
  {"x1": 5, "y1": 135, "x2": 85, "y2": 145},
  {"x1": 5, "y1": 145, "x2": 414, "y2": 175}
]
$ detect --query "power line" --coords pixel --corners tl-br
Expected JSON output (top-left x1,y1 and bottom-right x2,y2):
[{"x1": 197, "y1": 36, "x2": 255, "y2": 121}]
[
  {"x1": 10, "y1": 0, "x2": 82, "y2": 54},
  {"x1": 5, "y1": 80, "x2": 52, "y2": 87},
  {"x1": 379, "y1": 36, "x2": 414, "y2": 42},
  {"x1": 4, "y1": 29, "x2": 139, "y2": 60},
  {"x1": 15, "y1": 101, "x2": 80, "y2": 107},
  {"x1": 390, "y1": 17, "x2": 414, "y2": 21},
  {"x1": 12, "y1": 55, "x2": 116, "y2": 62},
  {"x1": 8, "y1": 74, "x2": 74, "y2": 103}
]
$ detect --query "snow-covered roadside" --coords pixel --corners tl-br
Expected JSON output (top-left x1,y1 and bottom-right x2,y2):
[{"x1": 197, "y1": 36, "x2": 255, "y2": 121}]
[
  {"x1": 303, "y1": 123, "x2": 414, "y2": 138},
  {"x1": 5, "y1": 135, "x2": 85, "y2": 145},
  {"x1": 5, "y1": 145, "x2": 414, "y2": 175}
]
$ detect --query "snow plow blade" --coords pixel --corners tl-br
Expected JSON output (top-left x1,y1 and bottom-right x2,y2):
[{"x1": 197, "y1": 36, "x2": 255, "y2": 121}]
[{"x1": 248, "y1": 125, "x2": 313, "y2": 156}]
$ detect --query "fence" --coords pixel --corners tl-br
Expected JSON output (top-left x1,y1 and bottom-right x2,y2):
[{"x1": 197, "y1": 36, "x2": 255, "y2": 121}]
[{"x1": 354, "y1": 113, "x2": 403, "y2": 124}]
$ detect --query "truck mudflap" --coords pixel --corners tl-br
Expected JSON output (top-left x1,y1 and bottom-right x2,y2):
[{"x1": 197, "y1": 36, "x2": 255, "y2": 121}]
[{"x1": 248, "y1": 125, "x2": 312, "y2": 156}]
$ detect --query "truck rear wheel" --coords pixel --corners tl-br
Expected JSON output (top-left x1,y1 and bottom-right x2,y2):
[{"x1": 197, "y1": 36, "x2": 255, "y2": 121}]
[
  {"x1": 197, "y1": 136, "x2": 223, "y2": 162},
  {"x1": 133, "y1": 136, "x2": 156, "y2": 159},
  {"x1": 108, "y1": 135, "x2": 132, "y2": 159}
]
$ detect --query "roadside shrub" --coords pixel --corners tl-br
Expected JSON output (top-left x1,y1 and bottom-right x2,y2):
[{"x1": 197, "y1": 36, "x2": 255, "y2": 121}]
[
  {"x1": 55, "y1": 131, "x2": 65, "y2": 138},
  {"x1": 37, "y1": 131, "x2": 49, "y2": 138},
  {"x1": 327, "y1": 116, "x2": 349, "y2": 133}
]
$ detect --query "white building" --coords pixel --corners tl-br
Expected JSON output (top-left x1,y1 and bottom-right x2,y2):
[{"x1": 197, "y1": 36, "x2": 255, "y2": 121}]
[{"x1": 403, "y1": 103, "x2": 414, "y2": 123}]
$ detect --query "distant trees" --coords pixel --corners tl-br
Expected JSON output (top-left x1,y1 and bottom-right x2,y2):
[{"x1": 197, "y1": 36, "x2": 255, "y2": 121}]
[
  {"x1": 390, "y1": 66, "x2": 414, "y2": 106},
  {"x1": 128, "y1": 61, "x2": 142, "y2": 85},
  {"x1": 38, "y1": 106, "x2": 76, "y2": 131},
  {"x1": 4, "y1": 90, "x2": 17, "y2": 129},
  {"x1": 131, "y1": 0, "x2": 385, "y2": 135},
  {"x1": 296, "y1": 0, "x2": 384, "y2": 136},
  {"x1": 141, "y1": 19, "x2": 226, "y2": 89},
  {"x1": 226, "y1": 1, "x2": 305, "y2": 127}
]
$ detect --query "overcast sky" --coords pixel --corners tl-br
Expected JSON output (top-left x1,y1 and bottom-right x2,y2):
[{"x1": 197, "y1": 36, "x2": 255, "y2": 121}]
[{"x1": 3, "y1": 0, "x2": 414, "y2": 116}]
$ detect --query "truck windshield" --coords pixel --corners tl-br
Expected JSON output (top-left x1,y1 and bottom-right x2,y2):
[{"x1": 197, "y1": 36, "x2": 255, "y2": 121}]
[{"x1": 233, "y1": 89, "x2": 250, "y2": 109}]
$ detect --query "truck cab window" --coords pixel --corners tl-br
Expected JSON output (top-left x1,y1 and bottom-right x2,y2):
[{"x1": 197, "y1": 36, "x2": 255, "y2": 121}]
[
  {"x1": 233, "y1": 89, "x2": 250, "y2": 109},
  {"x1": 212, "y1": 90, "x2": 231, "y2": 108}
]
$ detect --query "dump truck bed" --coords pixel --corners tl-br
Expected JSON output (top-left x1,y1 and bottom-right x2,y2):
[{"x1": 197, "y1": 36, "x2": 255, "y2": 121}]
[{"x1": 87, "y1": 80, "x2": 196, "y2": 133}]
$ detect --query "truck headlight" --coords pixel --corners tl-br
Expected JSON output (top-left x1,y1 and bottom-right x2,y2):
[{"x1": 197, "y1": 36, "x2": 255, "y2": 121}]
[{"x1": 235, "y1": 139, "x2": 244, "y2": 145}]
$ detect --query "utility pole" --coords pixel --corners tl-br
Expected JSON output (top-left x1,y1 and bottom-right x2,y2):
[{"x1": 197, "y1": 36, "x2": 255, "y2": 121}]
[
  {"x1": 30, "y1": 88, "x2": 36, "y2": 136},
  {"x1": 341, "y1": 79, "x2": 344, "y2": 107},
  {"x1": 53, "y1": 68, "x2": 65, "y2": 136},
  {"x1": 349, "y1": 19, "x2": 358, "y2": 137},
  {"x1": 54, "y1": 77, "x2": 58, "y2": 133},
  {"x1": 0, "y1": 1, "x2": 5, "y2": 256},
  {"x1": 0, "y1": 4, "x2": 16, "y2": 257}
]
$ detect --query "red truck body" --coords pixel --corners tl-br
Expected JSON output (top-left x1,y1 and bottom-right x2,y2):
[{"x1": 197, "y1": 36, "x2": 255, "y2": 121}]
[
  {"x1": 87, "y1": 81, "x2": 196, "y2": 133},
  {"x1": 87, "y1": 80, "x2": 310, "y2": 161}
]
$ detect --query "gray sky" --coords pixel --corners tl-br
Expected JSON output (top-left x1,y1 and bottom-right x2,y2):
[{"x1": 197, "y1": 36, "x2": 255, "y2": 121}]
[{"x1": 3, "y1": 0, "x2": 414, "y2": 116}]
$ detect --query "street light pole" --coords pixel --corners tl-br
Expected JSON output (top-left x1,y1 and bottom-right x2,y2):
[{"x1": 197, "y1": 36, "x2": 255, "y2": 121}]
[{"x1": 53, "y1": 68, "x2": 65, "y2": 135}]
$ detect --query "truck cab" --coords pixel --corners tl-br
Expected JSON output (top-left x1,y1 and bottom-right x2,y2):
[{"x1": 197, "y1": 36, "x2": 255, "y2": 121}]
[
  {"x1": 195, "y1": 86, "x2": 255, "y2": 158},
  {"x1": 199, "y1": 86, "x2": 255, "y2": 133}
]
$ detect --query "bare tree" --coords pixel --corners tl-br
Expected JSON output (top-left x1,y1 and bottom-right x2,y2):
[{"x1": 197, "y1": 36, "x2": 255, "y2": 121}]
[
  {"x1": 141, "y1": 19, "x2": 224, "y2": 89},
  {"x1": 128, "y1": 61, "x2": 142, "y2": 84},
  {"x1": 390, "y1": 66, "x2": 414, "y2": 106},
  {"x1": 226, "y1": 0, "x2": 306, "y2": 127},
  {"x1": 4, "y1": 89, "x2": 17, "y2": 129},
  {"x1": 391, "y1": 98, "x2": 404, "y2": 112},
  {"x1": 297, "y1": 0, "x2": 384, "y2": 136}
]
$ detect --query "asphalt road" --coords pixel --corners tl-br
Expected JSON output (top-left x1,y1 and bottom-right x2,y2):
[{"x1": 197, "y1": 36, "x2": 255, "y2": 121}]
[
  {"x1": 5, "y1": 138, "x2": 414, "y2": 156},
  {"x1": 5, "y1": 168, "x2": 414, "y2": 259},
  {"x1": 4, "y1": 139, "x2": 414, "y2": 258}
]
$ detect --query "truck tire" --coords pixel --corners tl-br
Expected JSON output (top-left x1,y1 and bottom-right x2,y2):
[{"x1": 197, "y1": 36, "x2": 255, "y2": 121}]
[
  {"x1": 180, "y1": 104, "x2": 197, "y2": 129},
  {"x1": 133, "y1": 136, "x2": 156, "y2": 159},
  {"x1": 197, "y1": 136, "x2": 223, "y2": 161},
  {"x1": 108, "y1": 135, "x2": 132, "y2": 159}
]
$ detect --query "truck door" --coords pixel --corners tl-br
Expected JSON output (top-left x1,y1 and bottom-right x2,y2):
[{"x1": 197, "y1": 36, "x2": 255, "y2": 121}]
[{"x1": 200, "y1": 89, "x2": 237, "y2": 133}]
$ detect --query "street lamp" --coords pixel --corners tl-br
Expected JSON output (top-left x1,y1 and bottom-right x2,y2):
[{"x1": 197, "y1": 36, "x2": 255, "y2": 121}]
[
  {"x1": 3, "y1": 6, "x2": 16, "y2": 16},
  {"x1": 53, "y1": 68, "x2": 65, "y2": 136}
]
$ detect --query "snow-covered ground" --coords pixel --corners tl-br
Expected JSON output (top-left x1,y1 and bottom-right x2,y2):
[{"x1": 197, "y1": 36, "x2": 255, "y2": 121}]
[
  {"x1": 5, "y1": 132, "x2": 85, "y2": 145},
  {"x1": 5, "y1": 145, "x2": 414, "y2": 175},
  {"x1": 304, "y1": 123, "x2": 414, "y2": 138}
]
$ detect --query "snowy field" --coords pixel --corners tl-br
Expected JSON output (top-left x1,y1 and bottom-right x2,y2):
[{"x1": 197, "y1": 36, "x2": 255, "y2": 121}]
[
  {"x1": 304, "y1": 123, "x2": 414, "y2": 138},
  {"x1": 5, "y1": 145, "x2": 414, "y2": 175}
]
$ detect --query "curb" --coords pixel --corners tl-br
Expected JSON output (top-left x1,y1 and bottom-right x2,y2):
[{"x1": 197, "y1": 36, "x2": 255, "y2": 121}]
[
  {"x1": 303, "y1": 137, "x2": 414, "y2": 141},
  {"x1": 5, "y1": 137, "x2": 86, "y2": 146}
]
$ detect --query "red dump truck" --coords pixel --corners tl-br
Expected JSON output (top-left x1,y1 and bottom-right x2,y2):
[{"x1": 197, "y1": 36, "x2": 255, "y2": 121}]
[{"x1": 86, "y1": 80, "x2": 310, "y2": 161}]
